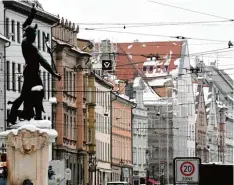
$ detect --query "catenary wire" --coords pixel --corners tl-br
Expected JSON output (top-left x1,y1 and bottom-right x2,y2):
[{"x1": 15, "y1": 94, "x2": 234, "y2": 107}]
[{"x1": 148, "y1": 0, "x2": 234, "y2": 20}]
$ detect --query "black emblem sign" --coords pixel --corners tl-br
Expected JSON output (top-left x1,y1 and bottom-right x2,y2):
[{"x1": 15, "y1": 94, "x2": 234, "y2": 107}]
[{"x1": 102, "y1": 60, "x2": 112, "y2": 70}]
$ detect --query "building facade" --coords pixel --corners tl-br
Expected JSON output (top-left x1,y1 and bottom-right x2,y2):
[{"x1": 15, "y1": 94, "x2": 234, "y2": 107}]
[
  {"x1": 2, "y1": 0, "x2": 59, "y2": 130},
  {"x1": 0, "y1": 34, "x2": 10, "y2": 132},
  {"x1": 95, "y1": 75, "x2": 113, "y2": 185},
  {"x1": 132, "y1": 77, "x2": 148, "y2": 185},
  {"x1": 111, "y1": 93, "x2": 134, "y2": 183},
  {"x1": 142, "y1": 41, "x2": 195, "y2": 184},
  {"x1": 194, "y1": 59, "x2": 233, "y2": 164},
  {"x1": 52, "y1": 18, "x2": 91, "y2": 185},
  {"x1": 194, "y1": 77, "x2": 209, "y2": 162}
]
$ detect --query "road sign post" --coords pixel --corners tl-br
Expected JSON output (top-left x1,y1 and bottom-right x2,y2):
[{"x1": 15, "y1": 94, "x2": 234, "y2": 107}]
[{"x1": 173, "y1": 157, "x2": 201, "y2": 185}]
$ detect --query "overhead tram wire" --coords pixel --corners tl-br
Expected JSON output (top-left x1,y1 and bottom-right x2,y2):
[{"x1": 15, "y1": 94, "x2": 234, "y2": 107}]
[
  {"x1": 83, "y1": 28, "x2": 229, "y2": 43},
  {"x1": 3, "y1": 9, "x2": 232, "y2": 43},
  {"x1": 80, "y1": 20, "x2": 232, "y2": 30},
  {"x1": 4, "y1": 47, "x2": 233, "y2": 60},
  {"x1": 148, "y1": 0, "x2": 234, "y2": 21},
  {"x1": 0, "y1": 19, "x2": 232, "y2": 27}
]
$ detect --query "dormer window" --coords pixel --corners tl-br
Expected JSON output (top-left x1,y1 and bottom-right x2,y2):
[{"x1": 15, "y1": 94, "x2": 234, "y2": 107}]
[
  {"x1": 143, "y1": 66, "x2": 147, "y2": 71},
  {"x1": 149, "y1": 66, "x2": 154, "y2": 71}
]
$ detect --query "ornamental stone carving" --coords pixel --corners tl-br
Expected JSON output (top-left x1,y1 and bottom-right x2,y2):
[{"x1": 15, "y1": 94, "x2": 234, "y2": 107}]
[{"x1": 7, "y1": 129, "x2": 49, "y2": 155}]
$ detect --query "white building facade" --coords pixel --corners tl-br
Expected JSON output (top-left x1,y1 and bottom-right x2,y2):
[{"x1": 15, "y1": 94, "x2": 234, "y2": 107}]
[
  {"x1": 2, "y1": 0, "x2": 59, "y2": 129},
  {"x1": 132, "y1": 77, "x2": 148, "y2": 185},
  {"x1": 174, "y1": 41, "x2": 196, "y2": 159},
  {"x1": 142, "y1": 40, "x2": 196, "y2": 184},
  {"x1": 193, "y1": 60, "x2": 233, "y2": 164},
  {"x1": 95, "y1": 76, "x2": 112, "y2": 184},
  {"x1": 0, "y1": 34, "x2": 10, "y2": 131}
]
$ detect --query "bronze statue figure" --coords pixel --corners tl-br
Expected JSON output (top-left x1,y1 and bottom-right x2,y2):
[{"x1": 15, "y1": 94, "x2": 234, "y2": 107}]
[{"x1": 7, "y1": 5, "x2": 61, "y2": 125}]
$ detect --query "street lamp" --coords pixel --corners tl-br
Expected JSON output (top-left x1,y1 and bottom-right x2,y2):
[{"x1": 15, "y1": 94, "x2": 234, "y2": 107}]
[
  {"x1": 119, "y1": 159, "x2": 124, "y2": 181},
  {"x1": 160, "y1": 164, "x2": 165, "y2": 185}
]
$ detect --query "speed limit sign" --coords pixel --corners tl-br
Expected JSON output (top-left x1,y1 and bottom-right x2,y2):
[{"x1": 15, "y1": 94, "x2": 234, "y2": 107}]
[
  {"x1": 180, "y1": 161, "x2": 195, "y2": 176},
  {"x1": 173, "y1": 157, "x2": 201, "y2": 184}
]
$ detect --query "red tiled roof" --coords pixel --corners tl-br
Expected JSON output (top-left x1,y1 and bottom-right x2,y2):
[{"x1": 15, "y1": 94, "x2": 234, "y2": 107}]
[{"x1": 116, "y1": 41, "x2": 183, "y2": 82}]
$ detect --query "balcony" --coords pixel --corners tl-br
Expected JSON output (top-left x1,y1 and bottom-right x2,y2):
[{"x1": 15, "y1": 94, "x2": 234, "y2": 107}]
[{"x1": 63, "y1": 137, "x2": 77, "y2": 148}]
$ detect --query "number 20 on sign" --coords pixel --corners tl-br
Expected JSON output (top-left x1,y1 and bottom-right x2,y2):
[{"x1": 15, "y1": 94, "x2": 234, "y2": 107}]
[{"x1": 173, "y1": 157, "x2": 201, "y2": 184}]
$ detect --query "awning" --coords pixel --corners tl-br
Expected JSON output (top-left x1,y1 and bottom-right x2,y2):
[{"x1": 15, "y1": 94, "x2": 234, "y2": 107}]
[{"x1": 143, "y1": 177, "x2": 160, "y2": 185}]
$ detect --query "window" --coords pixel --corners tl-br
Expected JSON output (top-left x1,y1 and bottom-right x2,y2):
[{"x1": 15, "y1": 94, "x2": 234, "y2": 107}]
[
  {"x1": 18, "y1": 64, "x2": 21, "y2": 92},
  {"x1": 143, "y1": 66, "x2": 147, "y2": 71},
  {"x1": 43, "y1": 71, "x2": 46, "y2": 98},
  {"x1": 37, "y1": 30, "x2": 41, "y2": 49},
  {"x1": 188, "y1": 125, "x2": 191, "y2": 139},
  {"x1": 17, "y1": 22, "x2": 21, "y2": 43},
  {"x1": 42, "y1": 32, "x2": 45, "y2": 51},
  {"x1": 88, "y1": 87, "x2": 92, "y2": 103},
  {"x1": 139, "y1": 148, "x2": 142, "y2": 165},
  {"x1": 47, "y1": 73, "x2": 50, "y2": 99},
  {"x1": 66, "y1": 115, "x2": 69, "y2": 138},
  {"x1": 6, "y1": 109, "x2": 10, "y2": 125},
  {"x1": 11, "y1": 20, "x2": 15, "y2": 41},
  {"x1": 133, "y1": 147, "x2": 137, "y2": 164},
  {"x1": 83, "y1": 118, "x2": 86, "y2": 141},
  {"x1": 108, "y1": 143, "x2": 110, "y2": 161},
  {"x1": 83, "y1": 76, "x2": 86, "y2": 101},
  {"x1": 47, "y1": 33, "x2": 50, "y2": 53},
  {"x1": 63, "y1": 68, "x2": 66, "y2": 90},
  {"x1": 149, "y1": 66, "x2": 154, "y2": 71},
  {"x1": 104, "y1": 117, "x2": 107, "y2": 134},
  {"x1": 6, "y1": 61, "x2": 10, "y2": 90},
  {"x1": 73, "y1": 74, "x2": 76, "y2": 97},
  {"x1": 74, "y1": 117, "x2": 77, "y2": 139},
  {"x1": 66, "y1": 71, "x2": 69, "y2": 91},
  {"x1": 5, "y1": 18, "x2": 9, "y2": 37},
  {"x1": 12, "y1": 62, "x2": 16, "y2": 91},
  {"x1": 64, "y1": 113, "x2": 67, "y2": 137},
  {"x1": 69, "y1": 71, "x2": 72, "y2": 92},
  {"x1": 70, "y1": 115, "x2": 73, "y2": 139}
]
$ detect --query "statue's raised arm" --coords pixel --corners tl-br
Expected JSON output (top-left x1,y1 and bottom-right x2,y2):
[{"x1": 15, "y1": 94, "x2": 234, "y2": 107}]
[{"x1": 23, "y1": 4, "x2": 37, "y2": 30}]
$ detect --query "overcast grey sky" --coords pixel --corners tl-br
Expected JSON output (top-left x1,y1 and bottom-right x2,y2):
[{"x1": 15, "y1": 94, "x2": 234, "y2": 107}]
[{"x1": 39, "y1": 0, "x2": 234, "y2": 77}]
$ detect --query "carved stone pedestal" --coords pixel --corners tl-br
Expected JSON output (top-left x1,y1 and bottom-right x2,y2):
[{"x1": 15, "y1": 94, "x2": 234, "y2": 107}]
[{"x1": 0, "y1": 120, "x2": 57, "y2": 185}]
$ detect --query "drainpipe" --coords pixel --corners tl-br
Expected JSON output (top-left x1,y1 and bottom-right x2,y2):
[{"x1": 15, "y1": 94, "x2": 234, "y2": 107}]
[
  {"x1": 50, "y1": 20, "x2": 60, "y2": 160},
  {"x1": 110, "y1": 92, "x2": 117, "y2": 181},
  {"x1": 3, "y1": 7, "x2": 11, "y2": 131},
  {"x1": 131, "y1": 103, "x2": 137, "y2": 184}
]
